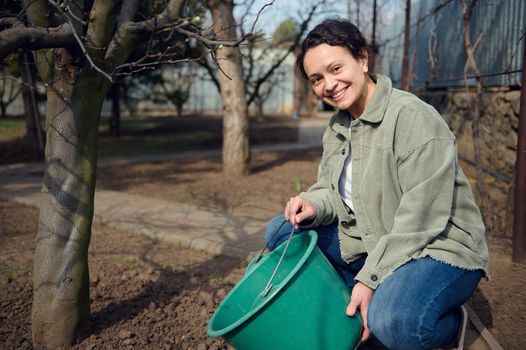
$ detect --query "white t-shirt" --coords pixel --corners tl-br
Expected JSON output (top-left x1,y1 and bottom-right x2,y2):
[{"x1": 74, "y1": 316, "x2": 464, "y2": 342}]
[{"x1": 338, "y1": 127, "x2": 353, "y2": 211}]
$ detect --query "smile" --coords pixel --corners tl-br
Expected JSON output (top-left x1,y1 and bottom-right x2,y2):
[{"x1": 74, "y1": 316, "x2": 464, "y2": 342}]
[{"x1": 330, "y1": 87, "x2": 347, "y2": 100}]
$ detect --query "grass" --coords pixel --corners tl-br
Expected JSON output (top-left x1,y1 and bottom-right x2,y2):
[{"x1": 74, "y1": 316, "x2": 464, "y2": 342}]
[
  {"x1": 0, "y1": 116, "x2": 221, "y2": 160},
  {"x1": 98, "y1": 118, "x2": 161, "y2": 133},
  {"x1": 0, "y1": 263, "x2": 31, "y2": 278},
  {"x1": 115, "y1": 256, "x2": 140, "y2": 265},
  {"x1": 0, "y1": 117, "x2": 26, "y2": 141},
  {"x1": 98, "y1": 130, "x2": 219, "y2": 158},
  {"x1": 97, "y1": 117, "x2": 221, "y2": 158}
]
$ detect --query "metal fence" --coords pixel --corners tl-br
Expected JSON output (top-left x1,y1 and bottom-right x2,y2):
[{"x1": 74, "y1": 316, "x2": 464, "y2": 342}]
[{"x1": 378, "y1": 0, "x2": 525, "y2": 89}]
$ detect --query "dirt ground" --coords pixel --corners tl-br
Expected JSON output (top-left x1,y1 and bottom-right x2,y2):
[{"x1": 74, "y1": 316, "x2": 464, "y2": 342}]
[
  {"x1": 1, "y1": 149, "x2": 525, "y2": 349},
  {"x1": 0, "y1": 200, "x2": 244, "y2": 350},
  {"x1": 1, "y1": 114, "x2": 525, "y2": 349},
  {"x1": 97, "y1": 148, "x2": 321, "y2": 221},
  {"x1": 97, "y1": 150, "x2": 526, "y2": 350}
]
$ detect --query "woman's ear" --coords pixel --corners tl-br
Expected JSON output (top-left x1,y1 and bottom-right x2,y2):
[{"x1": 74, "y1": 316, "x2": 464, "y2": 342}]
[{"x1": 359, "y1": 48, "x2": 369, "y2": 73}]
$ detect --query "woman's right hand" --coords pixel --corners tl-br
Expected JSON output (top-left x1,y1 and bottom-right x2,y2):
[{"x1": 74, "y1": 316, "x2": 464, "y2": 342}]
[{"x1": 284, "y1": 196, "x2": 317, "y2": 228}]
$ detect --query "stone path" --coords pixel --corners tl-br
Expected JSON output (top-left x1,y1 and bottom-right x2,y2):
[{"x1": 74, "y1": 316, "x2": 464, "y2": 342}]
[
  {"x1": 0, "y1": 143, "x2": 322, "y2": 260},
  {"x1": 1, "y1": 118, "x2": 329, "y2": 259}
]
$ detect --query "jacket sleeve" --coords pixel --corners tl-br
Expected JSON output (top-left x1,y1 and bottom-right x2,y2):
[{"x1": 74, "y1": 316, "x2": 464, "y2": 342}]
[
  {"x1": 298, "y1": 128, "x2": 338, "y2": 227},
  {"x1": 355, "y1": 137, "x2": 457, "y2": 289}
]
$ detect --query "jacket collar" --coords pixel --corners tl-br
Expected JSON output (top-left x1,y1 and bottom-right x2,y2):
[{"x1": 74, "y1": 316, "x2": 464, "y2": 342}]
[
  {"x1": 359, "y1": 74, "x2": 392, "y2": 123},
  {"x1": 329, "y1": 74, "x2": 393, "y2": 137}
]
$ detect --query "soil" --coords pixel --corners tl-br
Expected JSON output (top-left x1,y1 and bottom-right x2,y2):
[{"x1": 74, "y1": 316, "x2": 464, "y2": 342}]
[
  {"x1": 1, "y1": 115, "x2": 525, "y2": 349},
  {"x1": 96, "y1": 150, "x2": 526, "y2": 350},
  {"x1": 0, "y1": 200, "x2": 244, "y2": 350},
  {"x1": 97, "y1": 148, "x2": 321, "y2": 221}
]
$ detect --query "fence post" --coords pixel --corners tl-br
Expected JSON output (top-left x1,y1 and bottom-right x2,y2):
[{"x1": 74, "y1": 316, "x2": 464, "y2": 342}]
[
  {"x1": 401, "y1": 0, "x2": 411, "y2": 91},
  {"x1": 512, "y1": 36, "x2": 526, "y2": 263}
]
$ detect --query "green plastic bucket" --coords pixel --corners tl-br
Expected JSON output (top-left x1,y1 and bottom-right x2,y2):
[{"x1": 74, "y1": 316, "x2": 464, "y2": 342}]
[{"x1": 207, "y1": 230, "x2": 362, "y2": 350}]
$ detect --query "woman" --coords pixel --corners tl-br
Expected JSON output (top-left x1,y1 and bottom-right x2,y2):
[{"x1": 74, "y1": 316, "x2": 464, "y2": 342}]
[{"x1": 264, "y1": 18, "x2": 489, "y2": 350}]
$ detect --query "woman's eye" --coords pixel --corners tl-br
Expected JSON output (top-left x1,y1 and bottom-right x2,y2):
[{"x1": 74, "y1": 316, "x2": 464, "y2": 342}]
[
  {"x1": 311, "y1": 77, "x2": 321, "y2": 86},
  {"x1": 333, "y1": 66, "x2": 341, "y2": 73}
]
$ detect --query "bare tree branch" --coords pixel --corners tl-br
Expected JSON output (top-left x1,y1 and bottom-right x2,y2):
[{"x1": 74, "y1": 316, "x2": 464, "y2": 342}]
[
  {"x1": 197, "y1": 56, "x2": 221, "y2": 92},
  {"x1": 113, "y1": 54, "x2": 211, "y2": 77},
  {"x1": 175, "y1": 26, "x2": 256, "y2": 47},
  {"x1": 250, "y1": 0, "x2": 275, "y2": 33},
  {"x1": 113, "y1": 48, "x2": 213, "y2": 76},
  {"x1": 69, "y1": 17, "x2": 114, "y2": 82},
  {"x1": 116, "y1": 0, "x2": 140, "y2": 29},
  {"x1": 22, "y1": 0, "x2": 51, "y2": 27},
  {"x1": 41, "y1": 0, "x2": 115, "y2": 82},
  {"x1": 246, "y1": 0, "x2": 324, "y2": 107},
  {"x1": 0, "y1": 24, "x2": 75, "y2": 61},
  {"x1": 105, "y1": 0, "x2": 183, "y2": 67},
  {"x1": 0, "y1": 17, "x2": 25, "y2": 29},
  {"x1": 239, "y1": 0, "x2": 257, "y2": 30},
  {"x1": 47, "y1": 0, "x2": 87, "y2": 31},
  {"x1": 85, "y1": 0, "x2": 121, "y2": 58},
  {"x1": 22, "y1": 0, "x2": 54, "y2": 82}
]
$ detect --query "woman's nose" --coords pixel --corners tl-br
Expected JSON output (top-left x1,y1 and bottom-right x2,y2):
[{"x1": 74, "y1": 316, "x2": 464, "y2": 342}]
[{"x1": 324, "y1": 76, "x2": 337, "y2": 92}]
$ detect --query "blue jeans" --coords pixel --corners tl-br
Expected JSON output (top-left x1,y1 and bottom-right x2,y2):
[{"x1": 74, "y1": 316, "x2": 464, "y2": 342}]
[{"x1": 264, "y1": 215, "x2": 482, "y2": 350}]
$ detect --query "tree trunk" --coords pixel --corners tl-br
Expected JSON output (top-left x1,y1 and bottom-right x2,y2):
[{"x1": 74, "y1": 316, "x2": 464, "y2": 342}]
[
  {"x1": 31, "y1": 48, "x2": 109, "y2": 348},
  {"x1": 110, "y1": 83, "x2": 120, "y2": 137},
  {"x1": 19, "y1": 52, "x2": 44, "y2": 153},
  {"x1": 176, "y1": 103, "x2": 183, "y2": 117},
  {"x1": 255, "y1": 98, "x2": 264, "y2": 121},
  {"x1": 209, "y1": 0, "x2": 249, "y2": 176}
]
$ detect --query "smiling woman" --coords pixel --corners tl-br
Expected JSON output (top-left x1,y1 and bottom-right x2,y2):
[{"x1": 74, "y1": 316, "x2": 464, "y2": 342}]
[
  {"x1": 263, "y1": 18, "x2": 490, "y2": 350},
  {"x1": 303, "y1": 44, "x2": 375, "y2": 117},
  {"x1": 296, "y1": 19, "x2": 376, "y2": 117}
]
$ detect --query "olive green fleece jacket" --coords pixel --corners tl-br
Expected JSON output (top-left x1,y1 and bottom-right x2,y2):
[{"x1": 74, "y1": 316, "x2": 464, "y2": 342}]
[{"x1": 299, "y1": 74, "x2": 489, "y2": 290}]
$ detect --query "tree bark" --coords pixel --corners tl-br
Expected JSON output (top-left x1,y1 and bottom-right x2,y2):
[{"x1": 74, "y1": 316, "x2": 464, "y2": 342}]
[
  {"x1": 31, "y1": 47, "x2": 110, "y2": 348},
  {"x1": 22, "y1": 1, "x2": 114, "y2": 347},
  {"x1": 208, "y1": 0, "x2": 250, "y2": 175}
]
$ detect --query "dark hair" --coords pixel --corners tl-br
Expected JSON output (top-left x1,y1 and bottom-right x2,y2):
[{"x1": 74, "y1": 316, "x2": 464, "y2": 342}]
[{"x1": 296, "y1": 18, "x2": 369, "y2": 80}]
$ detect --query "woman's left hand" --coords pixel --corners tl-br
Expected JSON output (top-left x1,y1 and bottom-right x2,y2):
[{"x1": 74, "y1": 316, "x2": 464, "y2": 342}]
[{"x1": 346, "y1": 282, "x2": 374, "y2": 343}]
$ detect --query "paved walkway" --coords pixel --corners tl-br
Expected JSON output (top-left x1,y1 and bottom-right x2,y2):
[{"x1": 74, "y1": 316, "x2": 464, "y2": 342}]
[{"x1": 0, "y1": 144, "x2": 320, "y2": 260}]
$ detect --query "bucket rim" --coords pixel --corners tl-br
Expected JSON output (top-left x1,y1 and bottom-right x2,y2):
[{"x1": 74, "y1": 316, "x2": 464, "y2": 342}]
[{"x1": 207, "y1": 230, "x2": 318, "y2": 338}]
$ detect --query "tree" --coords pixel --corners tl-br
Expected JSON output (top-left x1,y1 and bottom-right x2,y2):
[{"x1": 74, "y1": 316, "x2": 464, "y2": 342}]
[
  {"x1": 242, "y1": 3, "x2": 325, "y2": 111},
  {"x1": 0, "y1": 55, "x2": 21, "y2": 118},
  {"x1": 271, "y1": 18, "x2": 300, "y2": 46},
  {"x1": 19, "y1": 52, "x2": 45, "y2": 152},
  {"x1": 0, "y1": 0, "x2": 252, "y2": 347},
  {"x1": 208, "y1": 0, "x2": 250, "y2": 175},
  {"x1": 152, "y1": 65, "x2": 195, "y2": 117},
  {"x1": 246, "y1": 18, "x2": 298, "y2": 118}
]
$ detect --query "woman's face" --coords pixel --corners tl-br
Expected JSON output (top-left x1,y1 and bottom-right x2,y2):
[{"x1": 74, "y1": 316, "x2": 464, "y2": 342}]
[{"x1": 303, "y1": 43, "x2": 371, "y2": 116}]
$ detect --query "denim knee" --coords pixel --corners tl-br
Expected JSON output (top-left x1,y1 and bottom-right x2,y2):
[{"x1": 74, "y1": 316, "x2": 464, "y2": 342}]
[
  {"x1": 263, "y1": 215, "x2": 291, "y2": 251},
  {"x1": 368, "y1": 301, "x2": 427, "y2": 350}
]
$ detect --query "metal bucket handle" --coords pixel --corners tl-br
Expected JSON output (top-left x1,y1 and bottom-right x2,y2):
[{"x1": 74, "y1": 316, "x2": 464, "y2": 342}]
[{"x1": 254, "y1": 223, "x2": 296, "y2": 298}]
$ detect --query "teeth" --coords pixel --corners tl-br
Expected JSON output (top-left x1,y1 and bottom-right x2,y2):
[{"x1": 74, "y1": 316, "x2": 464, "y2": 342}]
[{"x1": 332, "y1": 89, "x2": 345, "y2": 99}]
